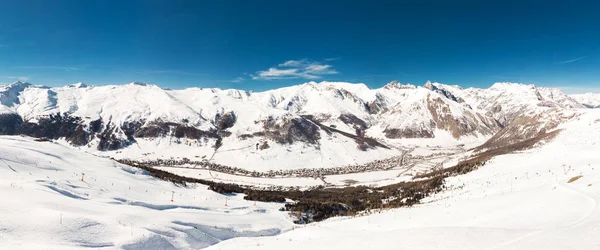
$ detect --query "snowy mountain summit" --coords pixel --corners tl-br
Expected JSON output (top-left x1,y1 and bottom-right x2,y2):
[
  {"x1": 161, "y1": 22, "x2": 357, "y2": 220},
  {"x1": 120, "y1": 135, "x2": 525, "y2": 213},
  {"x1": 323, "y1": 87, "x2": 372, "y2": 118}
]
[
  {"x1": 65, "y1": 82, "x2": 89, "y2": 88},
  {"x1": 571, "y1": 93, "x2": 600, "y2": 108},
  {"x1": 0, "y1": 80, "x2": 593, "y2": 169}
]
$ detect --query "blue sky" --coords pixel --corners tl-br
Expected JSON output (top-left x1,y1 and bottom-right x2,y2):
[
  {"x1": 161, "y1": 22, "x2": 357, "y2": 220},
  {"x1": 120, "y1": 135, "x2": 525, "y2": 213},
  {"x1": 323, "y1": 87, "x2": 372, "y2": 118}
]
[{"x1": 1, "y1": 0, "x2": 599, "y2": 93}]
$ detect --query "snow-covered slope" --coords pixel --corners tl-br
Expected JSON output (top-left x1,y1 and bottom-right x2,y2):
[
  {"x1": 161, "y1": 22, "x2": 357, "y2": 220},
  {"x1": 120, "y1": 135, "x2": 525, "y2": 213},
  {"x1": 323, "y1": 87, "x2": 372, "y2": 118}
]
[
  {"x1": 0, "y1": 81, "x2": 486, "y2": 170},
  {"x1": 372, "y1": 85, "x2": 500, "y2": 140},
  {"x1": 0, "y1": 81, "x2": 32, "y2": 113},
  {"x1": 0, "y1": 136, "x2": 292, "y2": 249},
  {"x1": 18, "y1": 82, "x2": 205, "y2": 125},
  {"x1": 537, "y1": 87, "x2": 584, "y2": 108},
  {"x1": 422, "y1": 82, "x2": 589, "y2": 151},
  {"x1": 571, "y1": 93, "x2": 600, "y2": 108},
  {"x1": 428, "y1": 82, "x2": 585, "y2": 126},
  {"x1": 250, "y1": 82, "x2": 375, "y2": 118},
  {"x1": 209, "y1": 108, "x2": 600, "y2": 250},
  {"x1": 0, "y1": 80, "x2": 592, "y2": 171}
]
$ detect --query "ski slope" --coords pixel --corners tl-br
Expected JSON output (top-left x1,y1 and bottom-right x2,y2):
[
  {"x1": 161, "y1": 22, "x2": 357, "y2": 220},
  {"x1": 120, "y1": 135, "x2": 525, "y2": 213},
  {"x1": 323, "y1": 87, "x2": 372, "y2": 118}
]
[
  {"x1": 209, "y1": 109, "x2": 600, "y2": 250},
  {"x1": 0, "y1": 136, "x2": 293, "y2": 250}
]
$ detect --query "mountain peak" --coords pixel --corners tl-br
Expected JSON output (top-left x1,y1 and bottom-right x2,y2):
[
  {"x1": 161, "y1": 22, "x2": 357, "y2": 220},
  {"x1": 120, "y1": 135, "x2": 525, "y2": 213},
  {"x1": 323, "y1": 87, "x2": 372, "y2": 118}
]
[
  {"x1": 128, "y1": 82, "x2": 158, "y2": 87},
  {"x1": 429, "y1": 82, "x2": 464, "y2": 90},
  {"x1": 1, "y1": 81, "x2": 32, "y2": 92},
  {"x1": 129, "y1": 81, "x2": 150, "y2": 86},
  {"x1": 66, "y1": 82, "x2": 88, "y2": 88},
  {"x1": 490, "y1": 82, "x2": 537, "y2": 90},
  {"x1": 383, "y1": 80, "x2": 416, "y2": 90},
  {"x1": 424, "y1": 81, "x2": 435, "y2": 90},
  {"x1": 0, "y1": 81, "x2": 33, "y2": 108},
  {"x1": 571, "y1": 93, "x2": 600, "y2": 108},
  {"x1": 7, "y1": 81, "x2": 32, "y2": 88}
]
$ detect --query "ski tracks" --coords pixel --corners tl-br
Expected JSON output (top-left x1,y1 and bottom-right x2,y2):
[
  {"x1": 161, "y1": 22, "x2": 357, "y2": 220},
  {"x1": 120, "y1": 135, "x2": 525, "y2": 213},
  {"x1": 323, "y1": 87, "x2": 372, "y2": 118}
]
[{"x1": 494, "y1": 175, "x2": 598, "y2": 250}]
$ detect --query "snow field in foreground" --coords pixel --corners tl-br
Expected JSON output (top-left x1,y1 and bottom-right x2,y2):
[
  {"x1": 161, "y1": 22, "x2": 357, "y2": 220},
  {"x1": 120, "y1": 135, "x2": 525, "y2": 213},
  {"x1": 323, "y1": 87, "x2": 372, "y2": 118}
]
[{"x1": 0, "y1": 136, "x2": 293, "y2": 250}]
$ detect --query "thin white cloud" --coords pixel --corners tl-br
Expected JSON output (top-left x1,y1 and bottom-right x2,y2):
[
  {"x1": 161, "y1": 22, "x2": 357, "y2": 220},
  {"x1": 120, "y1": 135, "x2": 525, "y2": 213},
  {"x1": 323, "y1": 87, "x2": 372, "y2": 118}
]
[
  {"x1": 7, "y1": 76, "x2": 29, "y2": 81},
  {"x1": 557, "y1": 56, "x2": 587, "y2": 64},
  {"x1": 229, "y1": 77, "x2": 245, "y2": 83},
  {"x1": 253, "y1": 59, "x2": 338, "y2": 80},
  {"x1": 13, "y1": 66, "x2": 84, "y2": 71},
  {"x1": 253, "y1": 68, "x2": 300, "y2": 80},
  {"x1": 305, "y1": 64, "x2": 333, "y2": 73},
  {"x1": 324, "y1": 57, "x2": 341, "y2": 61},
  {"x1": 279, "y1": 60, "x2": 306, "y2": 67}
]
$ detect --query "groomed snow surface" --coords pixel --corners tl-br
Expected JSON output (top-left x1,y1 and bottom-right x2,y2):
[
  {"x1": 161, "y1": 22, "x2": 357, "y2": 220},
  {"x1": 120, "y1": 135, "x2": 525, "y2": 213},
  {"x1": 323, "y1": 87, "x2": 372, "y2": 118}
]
[
  {"x1": 0, "y1": 137, "x2": 292, "y2": 250},
  {"x1": 2, "y1": 109, "x2": 600, "y2": 249}
]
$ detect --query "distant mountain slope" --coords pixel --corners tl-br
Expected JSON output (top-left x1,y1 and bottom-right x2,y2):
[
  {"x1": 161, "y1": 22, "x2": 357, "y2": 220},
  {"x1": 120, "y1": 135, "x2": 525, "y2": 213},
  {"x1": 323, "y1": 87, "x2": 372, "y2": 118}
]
[
  {"x1": 424, "y1": 82, "x2": 587, "y2": 151},
  {"x1": 371, "y1": 85, "x2": 500, "y2": 139},
  {"x1": 426, "y1": 82, "x2": 585, "y2": 125},
  {"x1": 571, "y1": 93, "x2": 600, "y2": 108},
  {"x1": 0, "y1": 80, "x2": 592, "y2": 169}
]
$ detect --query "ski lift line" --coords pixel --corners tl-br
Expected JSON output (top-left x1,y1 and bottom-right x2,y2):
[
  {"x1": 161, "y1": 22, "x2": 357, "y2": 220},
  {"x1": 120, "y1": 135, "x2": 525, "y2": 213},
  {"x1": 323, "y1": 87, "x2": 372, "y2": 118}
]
[{"x1": 206, "y1": 146, "x2": 221, "y2": 162}]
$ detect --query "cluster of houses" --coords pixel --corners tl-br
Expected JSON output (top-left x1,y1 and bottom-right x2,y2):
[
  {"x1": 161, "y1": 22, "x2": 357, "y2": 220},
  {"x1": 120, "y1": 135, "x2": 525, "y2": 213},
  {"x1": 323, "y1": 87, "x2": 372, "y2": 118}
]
[{"x1": 125, "y1": 153, "x2": 429, "y2": 179}]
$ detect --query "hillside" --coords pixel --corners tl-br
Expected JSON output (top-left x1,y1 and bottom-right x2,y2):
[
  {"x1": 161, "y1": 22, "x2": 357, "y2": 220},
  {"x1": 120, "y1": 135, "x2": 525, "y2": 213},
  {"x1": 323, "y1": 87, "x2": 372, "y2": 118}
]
[
  {"x1": 571, "y1": 93, "x2": 600, "y2": 108},
  {"x1": 0, "y1": 136, "x2": 292, "y2": 249},
  {"x1": 208, "y1": 109, "x2": 600, "y2": 250},
  {"x1": 0, "y1": 81, "x2": 592, "y2": 171}
]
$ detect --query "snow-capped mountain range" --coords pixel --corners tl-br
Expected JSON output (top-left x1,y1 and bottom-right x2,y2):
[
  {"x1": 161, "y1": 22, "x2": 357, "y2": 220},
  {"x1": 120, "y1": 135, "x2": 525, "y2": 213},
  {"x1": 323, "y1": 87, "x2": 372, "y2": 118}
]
[
  {"x1": 571, "y1": 93, "x2": 600, "y2": 108},
  {"x1": 0, "y1": 80, "x2": 596, "y2": 169}
]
